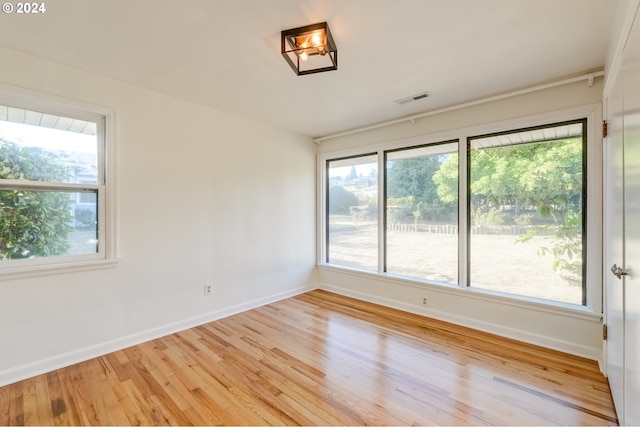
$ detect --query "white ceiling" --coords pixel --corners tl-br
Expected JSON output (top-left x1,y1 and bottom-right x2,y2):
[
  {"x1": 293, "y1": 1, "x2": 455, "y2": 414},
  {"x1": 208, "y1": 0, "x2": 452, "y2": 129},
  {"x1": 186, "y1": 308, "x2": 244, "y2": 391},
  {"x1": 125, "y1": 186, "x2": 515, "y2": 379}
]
[{"x1": 0, "y1": 0, "x2": 617, "y2": 138}]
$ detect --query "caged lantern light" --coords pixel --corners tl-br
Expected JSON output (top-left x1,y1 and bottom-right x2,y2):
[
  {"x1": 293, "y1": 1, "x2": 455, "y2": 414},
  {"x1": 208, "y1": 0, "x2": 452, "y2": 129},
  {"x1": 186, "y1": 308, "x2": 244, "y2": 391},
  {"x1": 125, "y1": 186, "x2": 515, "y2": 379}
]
[{"x1": 281, "y1": 22, "x2": 337, "y2": 76}]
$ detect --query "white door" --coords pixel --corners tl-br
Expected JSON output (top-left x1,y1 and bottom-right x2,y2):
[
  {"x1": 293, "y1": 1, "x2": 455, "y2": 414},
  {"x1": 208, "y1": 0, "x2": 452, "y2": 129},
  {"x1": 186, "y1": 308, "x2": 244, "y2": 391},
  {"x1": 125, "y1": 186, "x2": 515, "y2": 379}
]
[
  {"x1": 605, "y1": 72, "x2": 625, "y2": 424},
  {"x1": 605, "y1": 7, "x2": 640, "y2": 424},
  {"x1": 622, "y1": 15, "x2": 640, "y2": 424}
]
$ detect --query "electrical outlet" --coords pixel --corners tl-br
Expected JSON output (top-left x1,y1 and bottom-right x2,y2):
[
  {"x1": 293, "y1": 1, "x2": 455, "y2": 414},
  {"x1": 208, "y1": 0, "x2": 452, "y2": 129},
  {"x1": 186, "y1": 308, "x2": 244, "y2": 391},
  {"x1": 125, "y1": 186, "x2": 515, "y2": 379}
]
[
  {"x1": 422, "y1": 297, "x2": 428, "y2": 305},
  {"x1": 204, "y1": 284, "x2": 213, "y2": 296}
]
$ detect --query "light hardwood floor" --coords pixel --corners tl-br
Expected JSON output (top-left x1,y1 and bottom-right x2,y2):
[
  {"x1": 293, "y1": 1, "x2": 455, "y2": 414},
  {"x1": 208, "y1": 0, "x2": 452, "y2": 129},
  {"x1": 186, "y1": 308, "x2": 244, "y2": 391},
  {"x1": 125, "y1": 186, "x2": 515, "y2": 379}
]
[{"x1": 0, "y1": 290, "x2": 617, "y2": 425}]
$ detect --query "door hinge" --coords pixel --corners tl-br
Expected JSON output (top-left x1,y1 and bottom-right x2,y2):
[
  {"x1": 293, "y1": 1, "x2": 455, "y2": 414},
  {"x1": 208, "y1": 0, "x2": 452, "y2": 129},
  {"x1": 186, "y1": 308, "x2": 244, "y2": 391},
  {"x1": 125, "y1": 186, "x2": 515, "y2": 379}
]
[
  {"x1": 603, "y1": 120, "x2": 608, "y2": 138},
  {"x1": 603, "y1": 324, "x2": 608, "y2": 341}
]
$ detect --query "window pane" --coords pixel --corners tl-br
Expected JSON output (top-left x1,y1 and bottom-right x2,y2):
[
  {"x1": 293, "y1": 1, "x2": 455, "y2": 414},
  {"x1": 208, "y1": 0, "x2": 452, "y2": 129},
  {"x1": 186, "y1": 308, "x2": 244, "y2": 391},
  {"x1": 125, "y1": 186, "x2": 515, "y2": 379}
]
[
  {"x1": 327, "y1": 155, "x2": 378, "y2": 271},
  {"x1": 0, "y1": 106, "x2": 98, "y2": 184},
  {"x1": 0, "y1": 189, "x2": 98, "y2": 259},
  {"x1": 385, "y1": 142, "x2": 458, "y2": 284},
  {"x1": 468, "y1": 121, "x2": 585, "y2": 305}
]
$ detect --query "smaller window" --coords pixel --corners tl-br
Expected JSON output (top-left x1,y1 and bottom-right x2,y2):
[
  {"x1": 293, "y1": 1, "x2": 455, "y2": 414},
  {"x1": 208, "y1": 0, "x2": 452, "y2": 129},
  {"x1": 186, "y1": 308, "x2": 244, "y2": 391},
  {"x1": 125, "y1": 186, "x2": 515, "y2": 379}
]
[
  {"x1": 385, "y1": 141, "x2": 459, "y2": 284},
  {"x1": 0, "y1": 100, "x2": 107, "y2": 268},
  {"x1": 326, "y1": 154, "x2": 378, "y2": 271}
]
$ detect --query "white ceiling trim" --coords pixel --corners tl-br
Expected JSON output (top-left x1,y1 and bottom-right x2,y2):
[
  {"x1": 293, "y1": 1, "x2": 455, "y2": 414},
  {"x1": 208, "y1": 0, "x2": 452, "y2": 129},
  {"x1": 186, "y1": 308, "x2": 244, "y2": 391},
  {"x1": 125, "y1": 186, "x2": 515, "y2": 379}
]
[{"x1": 314, "y1": 71, "x2": 604, "y2": 144}]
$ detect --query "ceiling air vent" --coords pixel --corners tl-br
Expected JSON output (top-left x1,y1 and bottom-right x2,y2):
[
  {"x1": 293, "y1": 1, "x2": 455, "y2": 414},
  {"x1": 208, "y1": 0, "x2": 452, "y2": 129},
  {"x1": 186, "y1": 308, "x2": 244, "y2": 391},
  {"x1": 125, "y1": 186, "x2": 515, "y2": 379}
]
[{"x1": 394, "y1": 91, "x2": 430, "y2": 105}]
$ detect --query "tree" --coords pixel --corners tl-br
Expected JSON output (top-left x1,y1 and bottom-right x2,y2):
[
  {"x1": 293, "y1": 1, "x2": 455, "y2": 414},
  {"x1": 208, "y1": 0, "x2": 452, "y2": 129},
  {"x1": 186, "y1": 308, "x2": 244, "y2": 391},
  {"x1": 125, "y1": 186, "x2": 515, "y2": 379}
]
[
  {"x1": 518, "y1": 140, "x2": 583, "y2": 220},
  {"x1": 432, "y1": 156, "x2": 458, "y2": 204},
  {"x1": 348, "y1": 165, "x2": 358, "y2": 180},
  {"x1": 514, "y1": 139, "x2": 584, "y2": 284},
  {"x1": 387, "y1": 156, "x2": 440, "y2": 202},
  {"x1": 328, "y1": 186, "x2": 359, "y2": 215},
  {"x1": 433, "y1": 138, "x2": 584, "y2": 283},
  {"x1": 435, "y1": 139, "x2": 582, "y2": 221},
  {"x1": 0, "y1": 138, "x2": 73, "y2": 259},
  {"x1": 387, "y1": 154, "x2": 455, "y2": 221}
]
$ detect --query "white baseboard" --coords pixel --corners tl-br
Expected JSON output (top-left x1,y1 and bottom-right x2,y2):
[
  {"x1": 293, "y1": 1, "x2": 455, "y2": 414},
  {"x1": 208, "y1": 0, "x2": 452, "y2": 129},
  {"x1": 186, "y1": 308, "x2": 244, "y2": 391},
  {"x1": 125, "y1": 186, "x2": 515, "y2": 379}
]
[
  {"x1": 0, "y1": 285, "x2": 315, "y2": 387},
  {"x1": 319, "y1": 283, "x2": 601, "y2": 362},
  {"x1": 1, "y1": 281, "x2": 602, "y2": 387}
]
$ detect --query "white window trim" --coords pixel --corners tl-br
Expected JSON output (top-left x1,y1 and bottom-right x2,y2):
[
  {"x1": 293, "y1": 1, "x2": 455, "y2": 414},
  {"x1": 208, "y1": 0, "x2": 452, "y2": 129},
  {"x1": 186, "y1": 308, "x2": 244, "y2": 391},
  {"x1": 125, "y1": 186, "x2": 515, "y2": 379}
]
[
  {"x1": 317, "y1": 103, "x2": 603, "y2": 314},
  {"x1": 0, "y1": 84, "x2": 118, "y2": 280}
]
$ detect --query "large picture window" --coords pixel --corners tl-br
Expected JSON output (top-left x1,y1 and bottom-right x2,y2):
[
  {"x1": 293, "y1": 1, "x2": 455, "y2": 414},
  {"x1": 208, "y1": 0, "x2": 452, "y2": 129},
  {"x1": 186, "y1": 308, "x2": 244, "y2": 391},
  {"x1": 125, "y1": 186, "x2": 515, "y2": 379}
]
[
  {"x1": 0, "y1": 97, "x2": 109, "y2": 271},
  {"x1": 468, "y1": 120, "x2": 586, "y2": 305},
  {"x1": 321, "y1": 115, "x2": 592, "y2": 307}
]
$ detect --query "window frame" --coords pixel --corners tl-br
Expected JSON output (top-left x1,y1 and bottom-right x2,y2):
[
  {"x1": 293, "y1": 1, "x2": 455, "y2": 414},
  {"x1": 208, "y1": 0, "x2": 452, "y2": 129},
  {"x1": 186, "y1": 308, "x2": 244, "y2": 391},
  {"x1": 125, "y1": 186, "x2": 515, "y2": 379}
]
[
  {"x1": 325, "y1": 152, "x2": 379, "y2": 268},
  {"x1": 383, "y1": 140, "x2": 460, "y2": 284},
  {"x1": 466, "y1": 119, "x2": 588, "y2": 305},
  {"x1": 0, "y1": 84, "x2": 117, "y2": 279},
  {"x1": 317, "y1": 104, "x2": 602, "y2": 314}
]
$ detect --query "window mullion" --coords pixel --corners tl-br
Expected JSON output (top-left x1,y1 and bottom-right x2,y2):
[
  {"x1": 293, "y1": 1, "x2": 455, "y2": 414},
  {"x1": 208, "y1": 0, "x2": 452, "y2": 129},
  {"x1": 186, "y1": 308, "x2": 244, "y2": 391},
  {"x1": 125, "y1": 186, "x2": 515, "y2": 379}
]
[
  {"x1": 459, "y1": 136, "x2": 469, "y2": 288},
  {"x1": 378, "y1": 151, "x2": 385, "y2": 273}
]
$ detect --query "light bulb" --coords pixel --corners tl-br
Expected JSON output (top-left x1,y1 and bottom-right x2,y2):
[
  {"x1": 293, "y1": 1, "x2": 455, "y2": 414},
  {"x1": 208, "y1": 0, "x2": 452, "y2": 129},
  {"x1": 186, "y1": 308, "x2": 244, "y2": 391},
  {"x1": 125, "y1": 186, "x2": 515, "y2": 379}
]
[
  {"x1": 300, "y1": 51, "x2": 308, "y2": 61},
  {"x1": 311, "y1": 33, "x2": 322, "y2": 47}
]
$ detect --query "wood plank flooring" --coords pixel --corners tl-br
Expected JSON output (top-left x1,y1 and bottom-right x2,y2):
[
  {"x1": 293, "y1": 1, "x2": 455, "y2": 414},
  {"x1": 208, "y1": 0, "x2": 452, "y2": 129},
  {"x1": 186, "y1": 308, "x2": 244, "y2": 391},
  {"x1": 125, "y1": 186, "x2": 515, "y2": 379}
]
[{"x1": 0, "y1": 290, "x2": 618, "y2": 425}]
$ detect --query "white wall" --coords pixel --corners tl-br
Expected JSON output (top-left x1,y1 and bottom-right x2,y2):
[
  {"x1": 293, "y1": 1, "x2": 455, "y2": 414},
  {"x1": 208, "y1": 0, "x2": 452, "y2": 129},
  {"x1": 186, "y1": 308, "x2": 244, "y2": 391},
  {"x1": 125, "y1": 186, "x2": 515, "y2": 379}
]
[
  {"x1": 0, "y1": 47, "x2": 317, "y2": 386},
  {"x1": 317, "y1": 79, "x2": 605, "y2": 153},
  {"x1": 316, "y1": 78, "x2": 606, "y2": 363}
]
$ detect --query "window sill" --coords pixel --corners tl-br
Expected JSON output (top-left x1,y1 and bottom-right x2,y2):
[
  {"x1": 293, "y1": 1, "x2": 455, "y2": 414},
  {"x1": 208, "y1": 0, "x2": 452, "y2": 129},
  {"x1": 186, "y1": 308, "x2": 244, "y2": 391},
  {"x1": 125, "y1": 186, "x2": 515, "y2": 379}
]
[
  {"x1": 0, "y1": 258, "x2": 119, "y2": 281},
  {"x1": 316, "y1": 263, "x2": 602, "y2": 322}
]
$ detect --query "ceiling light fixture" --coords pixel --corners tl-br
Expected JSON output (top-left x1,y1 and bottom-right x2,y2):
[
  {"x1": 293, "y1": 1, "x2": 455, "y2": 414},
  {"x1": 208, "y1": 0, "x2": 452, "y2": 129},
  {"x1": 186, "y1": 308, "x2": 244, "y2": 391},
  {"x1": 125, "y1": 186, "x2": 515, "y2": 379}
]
[{"x1": 281, "y1": 22, "x2": 337, "y2": 76}]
